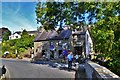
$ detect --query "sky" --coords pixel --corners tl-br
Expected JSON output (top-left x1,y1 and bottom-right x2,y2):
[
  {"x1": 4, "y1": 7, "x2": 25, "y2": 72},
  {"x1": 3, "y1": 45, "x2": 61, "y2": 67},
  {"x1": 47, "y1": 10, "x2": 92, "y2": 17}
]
[
  {"x1": 1, "y1": 2, "x2": 38, "y2": 33},
  {"x1": 1, "y1": 2, "x2": 97, "y2": 33}
]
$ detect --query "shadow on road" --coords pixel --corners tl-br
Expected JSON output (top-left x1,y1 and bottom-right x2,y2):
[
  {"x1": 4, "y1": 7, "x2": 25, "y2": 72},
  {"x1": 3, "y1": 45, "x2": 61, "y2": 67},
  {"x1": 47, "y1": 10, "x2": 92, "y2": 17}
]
[
  {"x1": 31, "y1": 60, "x2": 76, "y2": 72},
  {"x1": 32, "y1": 60, "x2": 88, "y2": 79}
]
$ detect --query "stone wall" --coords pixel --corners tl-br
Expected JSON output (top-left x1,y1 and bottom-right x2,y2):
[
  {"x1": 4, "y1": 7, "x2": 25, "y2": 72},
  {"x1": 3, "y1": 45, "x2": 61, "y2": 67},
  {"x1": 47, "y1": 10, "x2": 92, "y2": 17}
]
[
  {"x1": 84, "y1": 61, "x2": 120, "y2": 80},
  {"x1": 34, "y1": 42, "x2": 42, "y2": 58}
]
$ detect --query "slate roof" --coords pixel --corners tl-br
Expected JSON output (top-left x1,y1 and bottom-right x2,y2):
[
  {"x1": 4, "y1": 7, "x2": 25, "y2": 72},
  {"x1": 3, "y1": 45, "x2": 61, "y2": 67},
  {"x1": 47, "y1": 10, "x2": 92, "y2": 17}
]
[
  {"x1": 56, "y1": 29, "x2": 72, "y2": 40},
  {"x1": 46, "y1": 30, "x2": 58, "y2": 40},
  {"x1": 34, "y1": 29, "x2": 72, "y2": 42},
  {"x1": 13, "y1": 30, "x2": 38, "y2": 35},
  {"x1": 28, "y1": 30, "x2": 38, "y2": 34},
  {"x1": 34, "y1": 30, "x2": 58, "y2": 42},
  {"x1": 13, "y1": 31, "x2": 21, "y2": 35},
  {"x1": 34, "y1": 31, "x2": 48, "y2": 42},
  {"x1": 46, "y1": 29, "x2": 72, "y2": 40}
]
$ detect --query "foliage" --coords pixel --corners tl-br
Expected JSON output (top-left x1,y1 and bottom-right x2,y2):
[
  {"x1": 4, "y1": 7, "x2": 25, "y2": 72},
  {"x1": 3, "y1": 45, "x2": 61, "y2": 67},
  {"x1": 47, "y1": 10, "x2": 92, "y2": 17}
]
[
  {"x1": 36, "y1": 1, "x2": 120, "y2": 76},
  {"x1": 21, "y1": 29, "x2": 29, "y2": 36},
  {"x1": 11, "y1": 54, "x2": 16, "y2": 58},
  {"x1": 24, "y1": 53, "x2": 31, "y2": 58},
  {"x1": 35, "y1": 2, "x2": 93, "y2": 30},
  {"x1": 13, "y1": 30, "x2": 35, "y2": 54},
  {"x1": 2, "y1": 30, "x2": 11, "y2": 41},
  {"x1": 18, "y1": 54, "x2": 23, "y2": 59},
  {"x1": 2, "y1": 30, "x2": 35, "y2": 56},
  {"x1": 35, "y1": 1, "x2": 120, "y2": 75},
  {"x1": 2, "y1": 42, "x2": 11, "y2": 54},
  {"x1": 88, "y1": 2, "x2": 120, "y2": 76}
]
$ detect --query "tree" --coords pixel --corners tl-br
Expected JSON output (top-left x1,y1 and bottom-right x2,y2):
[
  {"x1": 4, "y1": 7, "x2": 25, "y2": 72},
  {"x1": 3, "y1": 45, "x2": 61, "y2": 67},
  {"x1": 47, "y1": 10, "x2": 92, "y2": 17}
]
[
  {"x1": 89, "y1": 2, "x2": 120, "y2": 53},
  {"x1": 35, "y1": 1, "x2": 120, "y2": 75},
  {"x1": 88, "y1": 2, "x2": 120, "y2": 76},
  {"x1": 21, "y1": 29, "x2": 28, "y2": 37},
  {"x1": 14, "y1": 33, "x2": 35, "y2": 54},
  {"x1": 2, "y1": 30, "x2": 35, "y2": 55},
  {"x1": 2, "y1": 30, "x2": 11, "y2": 41},
  {"x1": 35, "y1": 2, "x2": 91, "y2": 31}
]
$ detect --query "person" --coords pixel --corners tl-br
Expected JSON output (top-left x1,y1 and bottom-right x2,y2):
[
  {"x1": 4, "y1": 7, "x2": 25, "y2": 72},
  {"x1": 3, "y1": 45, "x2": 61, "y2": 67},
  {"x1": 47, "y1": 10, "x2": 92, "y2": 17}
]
[
  {"x1": 67, "y1": 51, "x2": 73, "y2": 71},
  {"x1": 45, "y1": 50, "x2": 50, "y2": 61},
  {"x1": 75, "y1": 54, "x2": 79, "y2": 63},
  {"x1": 62, "y1": 49, "x2": 68, "y2": 63},
  {"x1": 30, "y1": 48, "x2": 34, "y2": 61},
  {"x1": 1, "y1": 65, "x2": 6, "y2": 79},
  {"x1": 31, "y1": 54, "x2": 34, "y2": 61},
  {"x1": 74, "y1": 54, "x2": 80, "y2": 69}
]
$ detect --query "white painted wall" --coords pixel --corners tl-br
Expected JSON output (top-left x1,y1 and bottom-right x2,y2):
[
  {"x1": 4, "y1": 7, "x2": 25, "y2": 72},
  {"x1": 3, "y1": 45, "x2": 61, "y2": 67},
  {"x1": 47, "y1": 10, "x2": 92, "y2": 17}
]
[
  {"x1": 85, "y1": 30, "x2": 93, "y2": 56},
  {"x1": 9, "y1": 33, "x2": 21, "y2": 40}
]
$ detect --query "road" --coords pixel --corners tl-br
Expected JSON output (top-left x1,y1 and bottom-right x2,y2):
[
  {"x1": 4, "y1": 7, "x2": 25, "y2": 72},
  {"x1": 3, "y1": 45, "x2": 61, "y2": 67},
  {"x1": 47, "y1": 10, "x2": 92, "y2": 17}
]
[{"x1": 2, "y1": 59, "x2": 75, "y2": 79}]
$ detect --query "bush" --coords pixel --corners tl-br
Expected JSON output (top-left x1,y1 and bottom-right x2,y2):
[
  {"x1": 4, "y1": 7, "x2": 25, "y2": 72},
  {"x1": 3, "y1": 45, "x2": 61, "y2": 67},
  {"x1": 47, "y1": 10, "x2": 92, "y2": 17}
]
[
  {"x1": 24, "y1": 54, "x2": 31, "y2": 58},
  {"x1": 18, "y1": 55, "x2": 23, "y2": 59},
  {"x1": 11, "y1": 54, "x2": 16, "y2": 58},
  {"x1": 108, "y1": 59, "x2": 120, "y2": 76},
  {"x1": 2, "y1": 55, "x2": 4, "y2": 58},
  {"x1": 19, "y1": 48, "x2": 26, "y2": 53}
]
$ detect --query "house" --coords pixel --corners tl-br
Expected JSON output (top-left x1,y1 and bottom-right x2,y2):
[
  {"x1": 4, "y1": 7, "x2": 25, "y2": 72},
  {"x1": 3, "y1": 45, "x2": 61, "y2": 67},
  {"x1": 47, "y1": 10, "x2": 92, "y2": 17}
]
[
  {"x1": 34, "y1": 25, "x2": 94, "y2": 60},
  {"x1": 50, "y1": 29, "x2": 73, "y2": 59},
  {"x1": 72, "y1": 27, "x2": 94, "y2": 59},
  {"x1": 33, "y1": 28, "x2": 73, "y2": 60},
  {"x1": 72, "y1": 30, "x2": 86, "y2": 57},
  {"x1": 9, "y1": 31, "x2": 21, "y2": 40},
  {"x1": 33, "y1": 30, "x2": 58, "y2": 60},
  {"x1": 9, "y1": 30, "x2": 38, "y2": 40},
  {"x1": 28, "y1": 30, "x2": 38, "y2": 36}
]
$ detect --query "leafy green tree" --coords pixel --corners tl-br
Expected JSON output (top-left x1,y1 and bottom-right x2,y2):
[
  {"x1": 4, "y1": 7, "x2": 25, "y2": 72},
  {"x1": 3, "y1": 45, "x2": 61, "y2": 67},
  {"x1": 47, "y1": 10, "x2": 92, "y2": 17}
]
[
  {"x1": 2, "y1": 30, "x2": 11, "y2": 41},
  {"x1": 21, "y1": 29, "x2": 28, "y2": 37},
  {"x1": 36, "y1": 2, "x2": 91, "y2": 30},
  {"x1": 2, "y1": 42, "x2": 11, "y2": 54},
  {"x1": 2, "y1": 30, "x2": 35, "y2": 55},
  {"x1": 88, "y1": 2, "x2": 120, "y2": 76},
  {"x1": 35, "y1": 2, "x2": 120, "y2": 75},
  {"x1": 14, "y1": 33, "x2": 35, "y2": 54}
]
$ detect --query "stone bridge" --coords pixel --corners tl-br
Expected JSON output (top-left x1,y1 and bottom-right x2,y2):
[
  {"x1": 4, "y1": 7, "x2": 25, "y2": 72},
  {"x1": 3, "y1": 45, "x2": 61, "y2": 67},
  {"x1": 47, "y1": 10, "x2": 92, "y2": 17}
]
[{"x1": 76, "y1": 61, "x2": 120, "y2": 80}]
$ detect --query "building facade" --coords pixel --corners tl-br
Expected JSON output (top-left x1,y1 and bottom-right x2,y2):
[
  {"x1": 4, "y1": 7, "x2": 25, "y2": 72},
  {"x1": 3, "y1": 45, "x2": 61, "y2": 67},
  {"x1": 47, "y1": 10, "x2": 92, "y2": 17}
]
[
  {"x1": 9, "y1": 30, "x2": 38, "y2": 40},
  {"x1": 33, "y1": 29, "x2": 74, "y2": 60},
  {"x1": 9, "y1": 32, "x2": 21, "y2": 40}
]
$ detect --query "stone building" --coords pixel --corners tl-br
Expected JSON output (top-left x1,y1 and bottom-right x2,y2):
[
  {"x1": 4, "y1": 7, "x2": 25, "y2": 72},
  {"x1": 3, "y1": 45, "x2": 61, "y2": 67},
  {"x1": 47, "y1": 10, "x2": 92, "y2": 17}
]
[
  {"x1": 33, "y1": 29, "x2": 73, "y2": 60},
  {"x1": 33, "y1": 30, "x2": 58, "y2": 60},
  {"x1": 72, "y1": 30, "x2": 86, "y2": 57},
  {"x1": 34, "y1": 26, "x2": 93, "y2": 60}
]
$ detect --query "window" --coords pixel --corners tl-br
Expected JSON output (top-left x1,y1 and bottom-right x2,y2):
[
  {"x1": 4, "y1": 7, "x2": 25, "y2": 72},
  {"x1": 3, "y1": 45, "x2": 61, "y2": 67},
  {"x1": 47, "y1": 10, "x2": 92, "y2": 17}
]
[{"x1": 16, "y1": 36, "x2": 18, "y2": 38}]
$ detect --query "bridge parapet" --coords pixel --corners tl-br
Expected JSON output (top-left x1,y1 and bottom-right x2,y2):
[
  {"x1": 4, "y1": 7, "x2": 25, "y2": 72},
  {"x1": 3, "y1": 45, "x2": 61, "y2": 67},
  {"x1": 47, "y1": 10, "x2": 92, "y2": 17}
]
[{"x1": 85, "y1": 61, "x2": 120, "y2": 80}]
